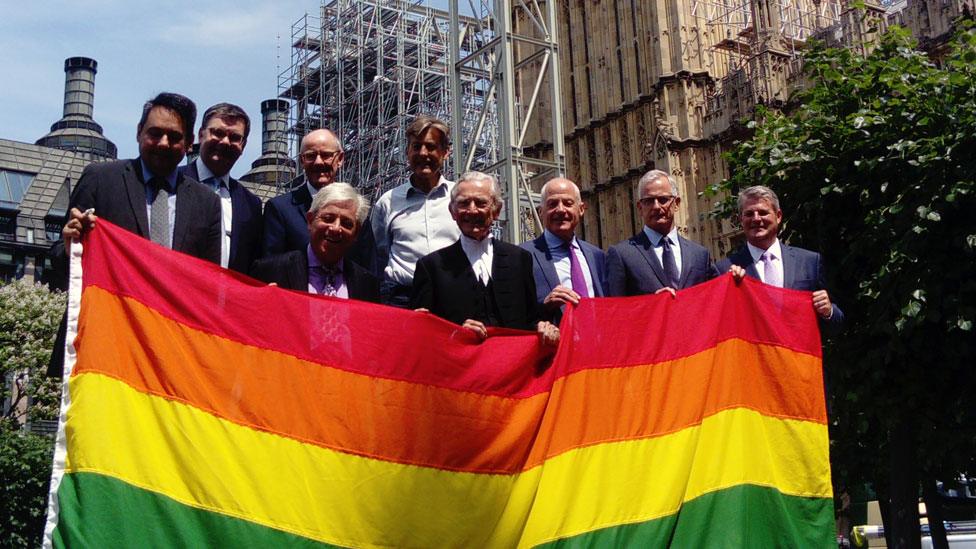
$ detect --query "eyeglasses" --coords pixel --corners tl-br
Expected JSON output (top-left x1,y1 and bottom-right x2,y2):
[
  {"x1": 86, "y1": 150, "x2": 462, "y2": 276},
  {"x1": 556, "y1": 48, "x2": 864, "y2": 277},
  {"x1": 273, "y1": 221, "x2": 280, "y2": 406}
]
[
  {"x1": 639, "y1": 195, "x2": 675, "y2": 207},
  {"x1": 301, "y1": 150, "x2": 341, "y2": 163},
  {"x1": 207, "y1": 127, "x2": 245, "y2": 144}
]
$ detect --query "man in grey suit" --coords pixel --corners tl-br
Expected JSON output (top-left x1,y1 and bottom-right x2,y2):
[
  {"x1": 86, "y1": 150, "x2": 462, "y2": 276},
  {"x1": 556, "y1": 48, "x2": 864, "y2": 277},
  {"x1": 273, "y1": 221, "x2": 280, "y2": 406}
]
[
  {"x1": 717, "y1": 185, "x2": 844, "y2": 332},
  {"x1": 607, "y1": 169, "x2": 715, "y2": 296},
  {"x1": 520, "y1": 177, "x2": 606, "y2": 322},
  {"x1": 53, "y1": 92, "x2": 221, "y2": 377}
]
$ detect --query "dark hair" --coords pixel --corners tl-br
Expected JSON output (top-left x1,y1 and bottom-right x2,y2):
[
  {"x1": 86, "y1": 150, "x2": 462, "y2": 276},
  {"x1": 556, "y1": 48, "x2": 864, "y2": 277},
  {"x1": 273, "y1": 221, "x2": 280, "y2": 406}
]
[
  {"x1": 406, "y1": 115, "x2": 451, "y2": 148},
  {"x1": 138, "y1": 92, "x2": 197, "y2": 142},
  {"x1": 200, "y1": 102, "x2": 251, "y2": 140}
]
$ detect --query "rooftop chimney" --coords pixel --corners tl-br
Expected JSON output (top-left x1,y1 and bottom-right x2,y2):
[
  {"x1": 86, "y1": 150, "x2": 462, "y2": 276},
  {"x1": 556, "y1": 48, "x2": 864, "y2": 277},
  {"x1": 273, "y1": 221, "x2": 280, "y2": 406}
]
[
  {"x1": 240, "y1": 99, "x2": 296, "y2": 189},
  {"x1": 36, "y1": 57, "x2": 117, "y2": 160}
]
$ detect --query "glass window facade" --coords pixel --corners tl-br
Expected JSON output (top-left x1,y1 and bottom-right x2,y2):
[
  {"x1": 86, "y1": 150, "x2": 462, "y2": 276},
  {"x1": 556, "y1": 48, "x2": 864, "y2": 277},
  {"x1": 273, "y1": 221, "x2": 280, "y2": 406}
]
[{"x1": 0, "y1": 170, "x2": 36, "y2": 209}]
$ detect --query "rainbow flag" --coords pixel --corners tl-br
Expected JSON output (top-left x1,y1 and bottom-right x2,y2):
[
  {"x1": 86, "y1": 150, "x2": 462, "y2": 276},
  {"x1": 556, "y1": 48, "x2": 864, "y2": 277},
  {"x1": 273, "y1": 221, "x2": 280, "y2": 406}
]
[{"x1": 44, "y1": 220, "x2": 833, "y2": 548}]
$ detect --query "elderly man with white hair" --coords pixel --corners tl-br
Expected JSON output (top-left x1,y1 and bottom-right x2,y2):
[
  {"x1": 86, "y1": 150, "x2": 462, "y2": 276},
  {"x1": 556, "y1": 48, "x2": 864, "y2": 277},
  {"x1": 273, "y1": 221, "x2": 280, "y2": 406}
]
[
  {"x1": 252, "y1": 182, "x2": 380, "y2": 302},
  {"x1": 607, "y1": 169, "x2": 716, "y2": 296},
  {"x1": 411, "y1": 171, "x2": 559, "y2": 345}
]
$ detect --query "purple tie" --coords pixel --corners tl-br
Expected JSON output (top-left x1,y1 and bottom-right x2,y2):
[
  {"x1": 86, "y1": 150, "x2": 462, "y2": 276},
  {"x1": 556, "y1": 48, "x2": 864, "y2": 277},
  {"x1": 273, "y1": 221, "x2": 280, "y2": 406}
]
[
  {"x1": 567, "y1": 241, "x2": 589, "y2": 298},
  {"x1": 762, "y1": 251, "x2": 782, "y2": 288}
]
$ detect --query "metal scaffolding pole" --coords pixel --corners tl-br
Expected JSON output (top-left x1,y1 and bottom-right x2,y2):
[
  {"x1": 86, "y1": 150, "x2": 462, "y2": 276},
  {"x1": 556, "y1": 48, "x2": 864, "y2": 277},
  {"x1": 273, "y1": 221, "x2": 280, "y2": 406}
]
[{"x1": 449, "y1": 0, "x2": 565, "y2": 244}]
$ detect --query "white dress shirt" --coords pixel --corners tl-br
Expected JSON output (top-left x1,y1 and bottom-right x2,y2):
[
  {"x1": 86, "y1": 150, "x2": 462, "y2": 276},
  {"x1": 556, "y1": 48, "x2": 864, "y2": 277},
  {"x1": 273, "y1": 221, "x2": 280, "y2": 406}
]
[
  {"x1": 642, "y1": 225, "x2": 682, "y2": 275},
  {"x1": 542, "y1": 230, "x2": 594, "y2": 296},
  {"x1": 370, "y1": 176, "x2": 460, "y2": 285},
  {"x1": 195, "y1": 157, "x2": 233, "y2": 269},
  {"x1": 747, "y1": 238, "x2": 784, "y2": 286},
  {"x1": 459, "y1": 234, "x2": 494, "y2": 285}
]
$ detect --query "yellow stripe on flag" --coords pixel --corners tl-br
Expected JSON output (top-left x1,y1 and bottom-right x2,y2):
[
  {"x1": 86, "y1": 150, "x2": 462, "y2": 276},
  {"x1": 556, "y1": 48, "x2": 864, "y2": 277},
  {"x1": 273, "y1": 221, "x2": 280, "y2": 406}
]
[{"x1": 66, "y1": 372, "x2": 831, "y2": 548}]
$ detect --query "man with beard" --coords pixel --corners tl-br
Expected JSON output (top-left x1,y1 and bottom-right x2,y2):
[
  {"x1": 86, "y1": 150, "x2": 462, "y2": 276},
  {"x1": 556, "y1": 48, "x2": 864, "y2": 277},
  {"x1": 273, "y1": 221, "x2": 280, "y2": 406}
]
[
  {"x1": 369, "y1": 115, "x2": 460, "y2": 307},
  {"x1": 263, "y1": 129, "x2": 345, "y2": 256},
  {"x1": 717, "y1": 185, "x2": 844, "y2": 332},
  {"x1": 521, "y1": 177, "x2": 607, "y2": 323},
  {"x1": 607, "y1": 169, "x2": 716, "y2": 296},
  {"x1": 251, "y1": 183, "x2": 380, "y2": 302},
  {"x1": 182, "y1": 103, "x2": 262, "y2": 274},
  {"x1": 52, "y1": 92, "x2": 221, "y2": 377},
  {"x1": 411, "y1": 171, "x2": 558, "y2": 345}
]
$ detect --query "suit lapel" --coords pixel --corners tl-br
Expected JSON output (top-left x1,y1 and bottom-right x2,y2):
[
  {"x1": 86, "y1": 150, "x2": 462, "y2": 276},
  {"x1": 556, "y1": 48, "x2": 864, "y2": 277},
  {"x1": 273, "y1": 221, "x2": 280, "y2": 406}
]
[
  {"x1": 343, "y1": 259, "x2": 361, "y2": 300},
  {"x1": 172, "y1": 172, "x2": 191, "y2": 252},
  {"x1": 632, "y1": 231, "x2": 667, "y2": 288},
  {"x1": 490, "y1": 242, "x2": 514, "y2": 319},
  {"x1": 532, "y1": 236, "x2": 561, "y2": 292},
  {"x1": 228, "y1": 179, "x2": 245, "y2": 263},
  {"x1": 677, "y1": 236, "x2": 692, "y2": 287},
  {"x1": 579, "y1": 241, "x2": 604, "y2": 297},
  {"x1": 732, "y1": 246, "x2": 760, "y2": 280},
  {"x1": 125, "y1": 159, "x2": 150, "y2": 237},
  {"x1": 781, "y1": 244, "x2": 797, "y2": 289},
  {"x1": 292, "y1": 185, "x2": 312, "y2": 219},
  {"x1": 296, "y1": 251, "x2": 310, "y2": 292}
]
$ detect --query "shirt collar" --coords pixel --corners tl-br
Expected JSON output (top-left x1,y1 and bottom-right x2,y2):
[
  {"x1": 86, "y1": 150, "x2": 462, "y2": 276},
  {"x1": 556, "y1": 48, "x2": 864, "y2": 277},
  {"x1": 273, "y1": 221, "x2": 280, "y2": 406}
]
[
  {"x1": 543, "y1": 229, "x2": 576, "y2": 250},
  {"x1": 195, "y1": 157, "x2": 228, "y2": 188},
  {"x1": 642, "y1": 225, "x2": 678, "y2": 247},
  {"x1": 304, "y1": 179, "x2": 320, "y2": 200},
  {"x1": 459, "y1": 233, "x2": 492, "y2": 256},
  {"x1": 307, "y1": 244, "x2": 343, "y2": 271},
  {"x1": 407, "y1": 175, "x2": 450, "y2": 197},
  {"x1": 747, "y1": 238, "x2": 782, "y2": 263},
  {"x1": 139, "y1": 158, "x2": 178, "y2": 192}
]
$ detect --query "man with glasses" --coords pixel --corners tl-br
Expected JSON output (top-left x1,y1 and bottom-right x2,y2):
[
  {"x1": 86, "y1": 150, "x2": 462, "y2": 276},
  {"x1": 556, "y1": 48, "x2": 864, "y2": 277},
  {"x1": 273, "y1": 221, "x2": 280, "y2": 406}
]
[
  {"x1": 182, "y1": 103, "x2": 262, "y2": 274},
  {"x1": 263, "y1": 129, "x2": 345, "y2": 257},
  {"x1": 607, "y1": 169, "x2": 716, "y2": 296}
]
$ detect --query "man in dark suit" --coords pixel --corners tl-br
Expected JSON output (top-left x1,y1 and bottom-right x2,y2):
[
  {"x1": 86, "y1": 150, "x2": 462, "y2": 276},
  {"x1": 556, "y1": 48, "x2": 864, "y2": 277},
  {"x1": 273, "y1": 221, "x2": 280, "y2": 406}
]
[
  {"x1": 717, "y1": 185, "x2": 844, "y2": 332},
  {"x1": 53, "y1": 92, "x2": 221, "y2": 376},
  {"x1": 520, "y1": 177, "x2": 606, "y2": 323},
  {"x1": 252, "y1": 183, "x2": 379, "y2": 303},
  {"x1": 411, "y1": 171, "x2": 558, "y2": 344},
  {"x1": 607, "y1": 169, "x2": 715, "y2": 296},
  {"x1": 262, "y1": 129, "x2": 344, "y2": 257},
  {"x1": 182, "y1": 103, "x2": 262, "y2": 274}
]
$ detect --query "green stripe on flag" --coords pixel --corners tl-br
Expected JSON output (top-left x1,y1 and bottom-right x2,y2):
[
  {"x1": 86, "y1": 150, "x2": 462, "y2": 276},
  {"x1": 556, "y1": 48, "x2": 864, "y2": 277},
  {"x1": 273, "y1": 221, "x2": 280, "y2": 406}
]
[
  {"x1": 52, "y1": 472, "x2": 339, "y2": 548},
  {"x1": 535, "y1": 484, "x2": 835, "y2": 548}
]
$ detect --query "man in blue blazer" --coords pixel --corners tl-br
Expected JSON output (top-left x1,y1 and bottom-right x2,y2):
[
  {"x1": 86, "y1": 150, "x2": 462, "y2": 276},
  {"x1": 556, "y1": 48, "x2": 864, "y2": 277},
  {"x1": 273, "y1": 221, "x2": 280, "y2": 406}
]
[
  {"x1": 262, "y1": 129, "x2": 344, "y2": 257},
  {"x1": 182, "y1": 103, "x2": 262, "y2": 274},
  {"x1": 607, "y1": 170, "x2": 716, "y2": 296},
  {"x1": 716, "y1": 185, "x2": 844, "y2": 332},
  {"x1": 520, "y1": 177, "x2": 606, "y2": 322}
]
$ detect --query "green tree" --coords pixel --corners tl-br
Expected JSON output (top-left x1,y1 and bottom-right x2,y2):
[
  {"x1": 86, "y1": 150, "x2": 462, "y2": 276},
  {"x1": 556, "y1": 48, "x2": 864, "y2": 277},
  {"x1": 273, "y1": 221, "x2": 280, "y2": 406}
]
[
  {"x1": 0, "y1": 280, "x2": 63, "y2": 547},
  {"x1": 711, "y1": 23, "x2": 976, "y2": 548},
  {"x1": 0, "y1": 280, "x2": 64, "y2": 424}
]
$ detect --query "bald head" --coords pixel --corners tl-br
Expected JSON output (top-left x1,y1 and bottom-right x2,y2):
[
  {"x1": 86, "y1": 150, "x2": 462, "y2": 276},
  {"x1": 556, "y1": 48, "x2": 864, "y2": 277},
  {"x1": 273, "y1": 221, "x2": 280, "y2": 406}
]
[
  {"x1": 300, "y1": 129, "x2": 344, "y2": 189},
  {"x1": 539, "y1": 177, "x2": 586, "y2": 240}
]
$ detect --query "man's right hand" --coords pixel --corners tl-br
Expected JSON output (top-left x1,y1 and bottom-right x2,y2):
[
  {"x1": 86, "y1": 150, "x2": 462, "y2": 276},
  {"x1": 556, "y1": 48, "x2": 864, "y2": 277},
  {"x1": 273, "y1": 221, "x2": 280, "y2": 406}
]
[
  {"x1": 728, "y1": 265, "x2": 747, "y2": 283},
  {"x1": 543, "y1": 284, "x2": 581, "y2": 309},
  {"x1": 62, "y1": 208, "x2": 97, "y2": 242}
]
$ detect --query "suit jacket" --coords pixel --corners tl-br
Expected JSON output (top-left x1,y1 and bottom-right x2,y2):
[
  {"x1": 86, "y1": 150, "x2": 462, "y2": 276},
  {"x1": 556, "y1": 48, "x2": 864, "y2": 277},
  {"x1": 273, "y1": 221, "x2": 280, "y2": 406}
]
[
  {"x1": 411, "y1": 239, "x2": 539, "y2": 330},
  {"x1": 48, "y1": 158, "x2": 221, "y2": 377},
  {"x1": 262, "y1": 184, "x2": 313, "y2": 257},
  {"x1": 606, "y1": 230, "x2": 716, "y2": 296},
  {"x1": 250, "y1": 249, "x2": 380, "y2": 303},
  {"x1": 716, "y1": 243, "x2": 845, "y2": 332},
  {"x1": 182, "y1": 161, "x2": 263, "y2": 274},
  {"x1": 520, "y1": 234, "x2": 606, "y2": 322}
]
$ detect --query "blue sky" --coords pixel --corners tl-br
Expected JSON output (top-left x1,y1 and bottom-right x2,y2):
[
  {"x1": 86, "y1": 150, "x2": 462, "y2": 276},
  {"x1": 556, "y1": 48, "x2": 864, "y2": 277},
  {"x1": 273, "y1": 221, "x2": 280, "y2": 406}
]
[{"x1": 0, "y1": 0, "x2": 319, "y2": 174}]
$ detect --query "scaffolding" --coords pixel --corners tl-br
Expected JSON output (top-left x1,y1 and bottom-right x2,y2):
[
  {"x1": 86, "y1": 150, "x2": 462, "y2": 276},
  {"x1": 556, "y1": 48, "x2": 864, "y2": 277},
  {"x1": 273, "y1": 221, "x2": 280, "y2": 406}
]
[{"x1": 278, "y1": 0, "x2": 498, "y2": 204}]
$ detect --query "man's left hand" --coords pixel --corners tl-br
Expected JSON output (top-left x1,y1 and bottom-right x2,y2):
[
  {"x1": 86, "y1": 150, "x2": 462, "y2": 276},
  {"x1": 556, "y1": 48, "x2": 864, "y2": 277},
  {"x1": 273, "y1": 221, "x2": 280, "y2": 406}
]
[
  {"x1": 812, "y1": 290, "x2": 833, "y2": 319},
  {"x1": 536, "y1": 321, "x2": 560, "y2": 346}
]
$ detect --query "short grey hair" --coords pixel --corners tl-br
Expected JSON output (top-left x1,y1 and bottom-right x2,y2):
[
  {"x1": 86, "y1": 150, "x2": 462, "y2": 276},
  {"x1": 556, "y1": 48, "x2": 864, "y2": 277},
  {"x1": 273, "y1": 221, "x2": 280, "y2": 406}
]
[
  {"x1": 540, "y1": 178, "x2": 581, "y2": 203},
  {"x1": 635, "y1": 169, "x2": 679, "y2": 200},
  {"x1": 308, "y1": 182, "x2": 368, "y2": 224},
  {"x1": 737, "y1": 185, "x2": 781, "y2": 213},
  {"x1": 451, "y1": 171, "x2": 503, "y2": 211}
]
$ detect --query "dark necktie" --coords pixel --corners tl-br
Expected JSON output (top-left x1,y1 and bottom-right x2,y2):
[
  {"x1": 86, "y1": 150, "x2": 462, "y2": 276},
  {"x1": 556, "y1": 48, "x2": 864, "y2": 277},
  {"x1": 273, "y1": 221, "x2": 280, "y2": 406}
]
[
  {"x1": 317, "y1": 265, "x2": 340, "y2": 296},
  {"x1": 148, "y1": 177, "x2": 170, "y2": 249},
  {"x1": 661, "y1": 236, "x2": 679, "y2": 288},
  {"x1": 566, "y1": 240, "x2": 589, "y2": 298}
]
